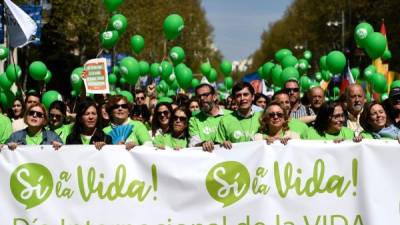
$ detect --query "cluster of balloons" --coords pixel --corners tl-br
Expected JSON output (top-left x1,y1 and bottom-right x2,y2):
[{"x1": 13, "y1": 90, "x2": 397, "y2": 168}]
[{"x1": 354, "y1": 22, "x2": 389, "y2": 60}]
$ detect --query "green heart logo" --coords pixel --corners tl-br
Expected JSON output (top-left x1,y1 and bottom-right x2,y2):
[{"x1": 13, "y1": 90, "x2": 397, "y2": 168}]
[
  {"x1": 206, "y1": 161, "x2": 250, "y2": 207},
  {"x1": 10, "y1": 163, "x2": 53, "y2": 209}
]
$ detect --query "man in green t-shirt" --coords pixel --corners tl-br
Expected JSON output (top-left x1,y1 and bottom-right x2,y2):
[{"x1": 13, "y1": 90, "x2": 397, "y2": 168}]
[
  {"x1": 0, "y1": 114, "x2": 13, "y2": 145},
  {"x1": 215, "y1": 82, "x2": 261, "y2": 149},
  {"x1": 189, "y1": 83, "x2": 231, "y2": 151}
]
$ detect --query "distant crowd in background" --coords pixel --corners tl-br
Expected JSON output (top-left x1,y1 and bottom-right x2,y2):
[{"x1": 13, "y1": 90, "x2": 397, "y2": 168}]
[{"x1": 1, "y1": 78, "x2": 400, "y2": 152}]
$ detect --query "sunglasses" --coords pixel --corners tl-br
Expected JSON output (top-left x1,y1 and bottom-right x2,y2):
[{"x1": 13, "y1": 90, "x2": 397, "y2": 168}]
[
  {"x1": 157, "y1": 110, "x2": 170, "y2": 117},
  {"x1": 28, "y1": 110, "x2": 44, "y2": 118},
  {"x1": 174, "y1": 116, "x2": 187, "y2": 122},
  {"x1": 268, "y1": 112, "x2": 284, "y2": 118},
  {"x1": 49, "y1": 113, "x2": 63, "y2": 120},
  {"x1": 112, "y1": 103, "x2": 129, "y2": 110},
  {"x1": 197, "y1": 92, "x2": 212, "y2": 98},
  {"x1": 285, "y1": 88, "x2": 299, "y2": 93}
]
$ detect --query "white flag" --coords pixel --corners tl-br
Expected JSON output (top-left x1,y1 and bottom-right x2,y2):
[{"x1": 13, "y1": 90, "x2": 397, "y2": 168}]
[{"x1": 4, "y1": 0, "x2": 38, "y2": 48}]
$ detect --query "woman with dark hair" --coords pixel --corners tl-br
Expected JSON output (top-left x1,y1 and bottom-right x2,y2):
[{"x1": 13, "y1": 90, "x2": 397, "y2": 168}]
[
  {"x1": 131, "y1": 104, "x2": 150, "y2": 129},
  {"x1": 7, "y1": 103, "x2": 62, "y2": 150},
  {"x1": 254, "y1": 102, "x2": 300, "y2": 144},
  {"x1": 151, "y1": 102, "x2": 173, "y2": 137},
  {"x1": 66, "y1": 99, "x2": 111, "y2": 149},
  {"x1": 359, "y1": 101, "x2": 400, "y2": 140},
  {"x1": 103, "y1": 95, "x2": 151, "y2": 150},
  {"x1": 153, "y1": 107, "x2": 191, "y2": 150},
  {"x1": 187, "y1": 97, "x2": 200, "y2": 115},
  {"x1": 302, "y1": 102, "x2": 354, "y2": 141},
  {"x1": 253, "y1": 93, "x2": 269, "y2": 109},
  {"x1": 10, "y1": 98, "x2": 27, "y2": 132},
  {"x1": 48, "y1": 101, "x2": 73, "y2": 144}
]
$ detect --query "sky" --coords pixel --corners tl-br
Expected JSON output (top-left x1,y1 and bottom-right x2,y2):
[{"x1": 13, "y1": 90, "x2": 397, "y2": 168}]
[{"x1": 201, "y1": 0, "x2": 294, "y2": 62}]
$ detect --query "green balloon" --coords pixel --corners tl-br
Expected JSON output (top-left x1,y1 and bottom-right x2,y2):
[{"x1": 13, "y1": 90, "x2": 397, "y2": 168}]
[
  {"x1": 300, "y1": 76, "x2": 312, "y2": 91},
  {"x1": 363, "y1": 65, "x2": 376, "y2": 82},
  {"x1": 332, "y1": 87, "x2": 340, "y2": 100},
  {"x1": 224, "y1": 77, "x2": 234, "y2": 90},
  {"x1": 281, "y1": 55, "x2": 298, "y2": 68},
  {"x1": 381, "y1": 93, "x2": 389, "y2": 101},
  {"x1": 0, "y1": 73, "x2": 12, "y2": 90},
  {"x1": 170, "y1": 79, "x2": 179, "y2": 91},
  {"x1": 257, "y1": 67, "x2": 263, "y2": 78},
  {"x1": 319, "y1": 55, "x2": 327, "y2": 70},
  {"x1": 303, "y1": 50, "x2": 312, "y2": 61},
  {"x1": 297, "y1": 59, "x2": 309, "y2": 72},
  {"x1": 0, "y1": 45, "x2": 9, "y2": 60},
  {"x1": 100, "y1": 30, "x2": 119, "y2": 49},
  {"x1": 261, "y1": 62, "x2": 274, "y2": 79},
  {"x1": 120, "y1": 56, "x2": 140, "y2": 85},
  {"x1": 169, "y1": 46, "x2": 185, "y2": 65},
  {"x1": 112, "y1": 66, "x2": 120, "y2": 75},
  {"x1": 44, "y1": 70, "x2": 52, "y2": 84},
  {"x1": 391, "y1": 80, "x2": 400, "y2": 89},
  {"x1": 71, "y1": 67, "x2": 84, "y2": 92},
  {"x1": 371, "y1": 73, "x2": 387, "y2": 94},
  {"x1": 159, "y1": 80, "x2": 169, "y2": 93},
  {"x1": 220, "y1": 60, "x2": 232, "y2": 76},
  {"x1": 271, "y1": 65, "x2": 283, "y2": 86},
  {"x1": 139, "y1": 61, "x2": 150, "y2": 76},
  {"x1": 208, "y1": 68, "x2": 217, "y2": 83},
  {"x1": 119, "y1": 90, "x2": 133, "y2": 103},
  {"x1": 115, "y1": 87, "x2": 121, "y2": 93},
  {"x1": 326, "y1": 51, "x2": 346, "y2": 74},
  {"x1": 354, "y1": 22, "x2": 374, "y2": 48},
  {"x1": 159, "y1": 61, "x2": 173, "y2": 83},
  {"x1": 163, "y1": 14, "x2": 184, "y2": 40},
  {"x1": 130, "y1": 35, "x2": 144, "y2": 54},
  {"x1": 42, "y1": 90, "x2": 62, "y2": 109},
  {"x1": 102, "y1": 0, "x2": 123, "y2": 12},
  {"x1": 351, "y1": 68, "x2": 360, "y2": 80},
  {"x1": 321, "y1": 70, "x2": 333, "y2": 81},
  {"x1": 29, "y1": 61, "x2": 48, "y2": 81},
  {"x1": 150, "y1": 63, "x2": 160, "y2": 78},
  {"x1": 0, "y1": 89, "x2": 15, "y2": 109},
  {"x1": 108, "y1": 73, "x2": 117, "y2": 85},
  {"x1": 275, "y1": 49, "x2": 292, "y2": 62},
  {"x1": 109, "y1": 14, "x2": 127, "y2": 34},
  {"x1": 5, "y1": 64, "x2": 21, "y2": 82},
  {"x1": 71, "y1": 90, "x2": 77, "y2": 98},
  {"x1": 273, "y1": 86, "x2": 282, "y2": 92},
  {"x1": 382, "y1": 49, "x2": 392, "y2": 61},
  {"x1": 315, "y1": 72, "x2": 322, "y2": 82},
  {"x1": 365, "y1": 91, "x2": 372, "y2": 102},
  {"x1": 365, "y1": 32, "x2": 387, "y2": 59},
  {"x1": 119, "y1": 77, "x2": 126, "y2": 85},
  {"x1": 280, "y1": 67, "x2": 300, "y2": 85},
  {"x1": 175, "y1": 64, "x2": 192, "y2": 89},
  {"x1": 191, "y1": 78, "x2": 200, "y2": 89},
  {"x1": 201, "y1": 62, "x2": 211, "y2": 76}
]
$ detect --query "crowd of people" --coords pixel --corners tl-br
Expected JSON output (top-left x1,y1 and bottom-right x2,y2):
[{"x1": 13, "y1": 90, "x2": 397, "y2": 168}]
[{"x1": 0, "y1": 78, "x2": 400, "y2": 151}]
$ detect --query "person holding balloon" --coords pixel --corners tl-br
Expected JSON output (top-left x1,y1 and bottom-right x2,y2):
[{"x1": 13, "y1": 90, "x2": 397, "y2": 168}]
[{"x1": 103, "y1": 95, "x2": 151, "y2": 150}]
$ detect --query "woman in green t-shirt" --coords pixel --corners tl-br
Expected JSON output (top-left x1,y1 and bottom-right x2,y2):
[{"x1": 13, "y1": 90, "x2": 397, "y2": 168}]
[
  {"x1": 153, "y1": 107, "x2": 191, "y2": 150},
  {"x1": 302, "y1": 102, "x2": 355, "y2": 142},
  {"x1": 254, "y1": 102, "x2": 300, "y2": 145},
  {"x1": 48, "y1": 101, "x2": 72, "y2": 144}
]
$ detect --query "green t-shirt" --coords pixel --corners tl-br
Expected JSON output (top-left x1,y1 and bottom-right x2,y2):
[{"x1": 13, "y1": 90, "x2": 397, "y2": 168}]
[
  {"x1": 153, "y1": 133, "x2": 188, "y2": 149},
  {"x1": 54, "y1": 124, "x2": 73, "y2": 144},
  {"x1": 301, "y1": 126, "x2": 354, "y2": 140},
  {"x1": 0, "y1": 114, "x2": 12, "y2": 144},
  {"x1": 215, "y1": 111, "x2": 261, "y2": 143},
  {"x1": 80, "y1": 134, "x2": 92, "y2": 145},
  {"x1": 288, "y1": 119, "x2": 308, "y2": 137},
  {"x1": 26, "y1": 132, "x2": 43, "y2": 145},
  {"x1": 103, "y1": 119, "x2": 151, "y2": 145},
  {"x1": 188, "y1": 109, "x2": 231, "y2": 142}
]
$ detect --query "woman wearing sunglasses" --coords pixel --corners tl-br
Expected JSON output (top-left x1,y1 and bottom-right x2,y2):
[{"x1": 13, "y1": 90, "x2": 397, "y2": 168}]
[
  {"x1": 66, "y1": 99, "x2": 112, "y2": 149},
  {"x1": 302, "y1": 102, "x2": 354, "y2": 142},
  {"x1": 151, "y1": 102, "x2": 173, "y2": 137},
  {"x1": 47, "y1": 101, "x2": 73, "y2": 144},
  {"x1": 153, "y1": 107, "x2": 191, "y2": 150},
  {"x1": 103, "y1": 95, "x2": 151, "y2": 150},
  {"x1": 7, "y1": 103, "x2": 63, "y2": 150},
  {"x1": 254, "y1": 102, "x2": 299, "y2": 145}
]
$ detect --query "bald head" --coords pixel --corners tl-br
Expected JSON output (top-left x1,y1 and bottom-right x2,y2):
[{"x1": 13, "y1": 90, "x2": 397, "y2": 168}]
[
  {"x1": 308, "y1": 86, "x2": 325, "y2": 110},
  {"x1": 346, "y1": 84, "x2": 365, "y2": 116}
]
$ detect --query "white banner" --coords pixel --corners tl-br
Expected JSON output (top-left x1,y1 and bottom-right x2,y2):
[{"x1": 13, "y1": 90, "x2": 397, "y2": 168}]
[{"x1": 1, "y1": 140, "x2": 400, "y2": 225}]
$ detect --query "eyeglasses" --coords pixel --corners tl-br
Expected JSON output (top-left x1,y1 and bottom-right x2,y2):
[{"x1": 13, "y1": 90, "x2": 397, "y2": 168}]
[
  {"x1": 174, "y1": 116, "x2": 187, "y2": 122},
  {"x1": 330, "y1": 113, "x2": 345, "y2": 120},
  {"x1": 28, "y1": 110, "x2": 44, "y2": 118},
  {"x1": 267, "y1": 112, "x2": 284, "y2": 118},
  {"x1": 49, "y1": 113, "x2": 63, "y2": 120},
  {"x1": 285, "y1": 88, "x2": 299, "y2": 93},
  {"x1": 112, "y1": 103, "x2": 129, "y2": 110},
  {"x1": 197, "y1": 92, "x2": 212, "y2": 98},
  {"x1": 157, "y1": 110, "x2": 170, "y2": 117}
]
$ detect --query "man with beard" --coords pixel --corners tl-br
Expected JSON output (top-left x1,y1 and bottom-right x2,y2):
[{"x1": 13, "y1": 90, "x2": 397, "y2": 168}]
[
  {"x1": 215, "y1": 82, "x2": 260, "y2": 149},
  {"x1": 345, "y1": 84, "x2": 365, "y2": 133},
  {"x1": 189, "y1": 83, "x2": 231, "y2": 151}
]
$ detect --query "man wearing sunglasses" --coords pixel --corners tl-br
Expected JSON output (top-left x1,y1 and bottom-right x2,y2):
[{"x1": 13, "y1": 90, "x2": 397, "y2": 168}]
[
  {"x1": 215, "y1": 82, "x2": 261, "y2": 149},
  {"x1": 189, "y1": 83, "x2": 231, "y2": 152},
  {"x1": 284, "y1": 79, "x2": 315, "y2": 124}
]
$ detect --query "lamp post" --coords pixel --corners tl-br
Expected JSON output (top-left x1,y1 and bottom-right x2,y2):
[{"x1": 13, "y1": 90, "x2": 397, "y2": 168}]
[{"x1": 326, "y1": 10, "x2": 345, "y2": 51}]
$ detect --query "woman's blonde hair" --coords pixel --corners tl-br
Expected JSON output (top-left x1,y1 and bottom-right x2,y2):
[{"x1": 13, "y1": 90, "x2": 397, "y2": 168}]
[{"x1": 24, "y1": 102, "x2": 48, "y2": 126}]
